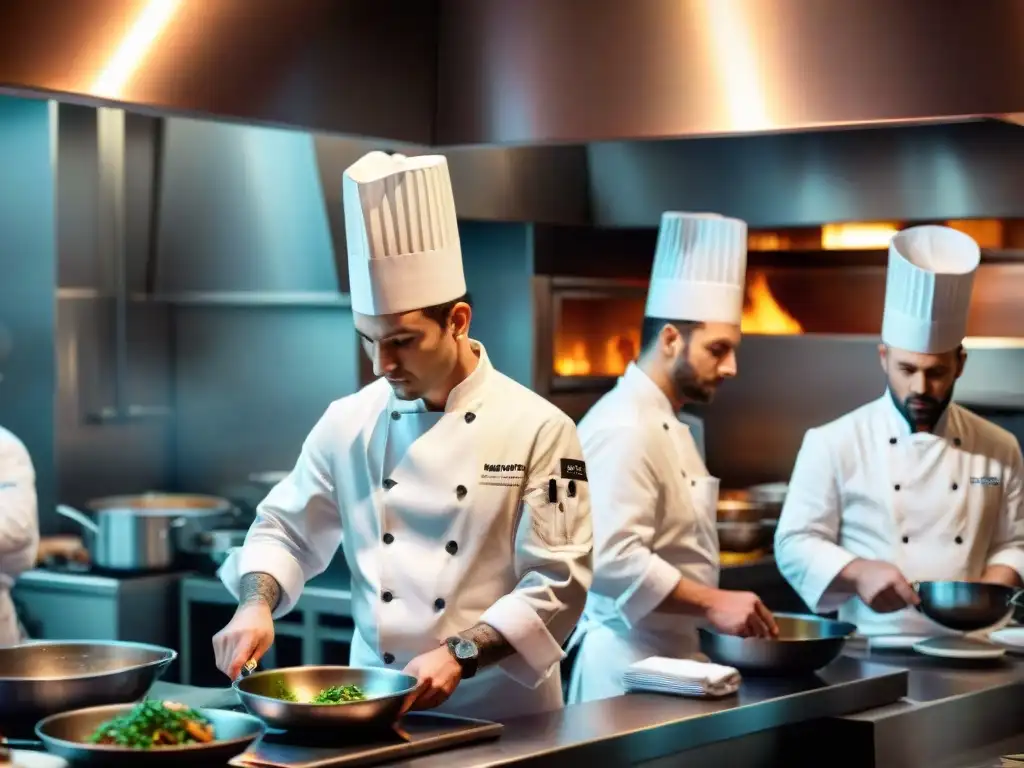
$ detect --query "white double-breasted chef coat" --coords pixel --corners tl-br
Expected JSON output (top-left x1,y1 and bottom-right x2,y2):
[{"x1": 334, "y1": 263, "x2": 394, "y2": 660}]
[
  {"x1": 219, "y1": 341, "x2": 593, "y2": 721},
  {"x1": 0, "y1": 426, "x2": 38, "y2": 646},
  {"x1": 567, "y1": 364, "x2": 720, "y2": 703},
  {"x1": 775, "y1": 393, "x2": 1024, "y2": 637}
]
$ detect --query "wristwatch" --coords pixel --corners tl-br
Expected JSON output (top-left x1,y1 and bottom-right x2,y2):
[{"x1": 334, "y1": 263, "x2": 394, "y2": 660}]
[{"x1": 445, "y1": 635, "x2": 480, "y2": 679}]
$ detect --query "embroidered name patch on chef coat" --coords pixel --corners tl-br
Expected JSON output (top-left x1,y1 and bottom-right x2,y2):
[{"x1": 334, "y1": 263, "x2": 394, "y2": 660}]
[
  {"x1": 560, "y1": 459, "x2": 587, "y2": 482},
  {"x1": 480, "y1": 462, "x2": 526, "y2": 487},
  {"x1": 970, "y1": 476, "x2": 1000, "y2": 486}
]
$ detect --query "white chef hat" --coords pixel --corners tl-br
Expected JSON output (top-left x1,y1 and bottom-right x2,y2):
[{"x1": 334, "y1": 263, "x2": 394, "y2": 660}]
[
  {"x1": 644, "y1": 212, "x2": 748, "y2": 324},
  {"x1": 881, "y1": 225, "x2": 980, "y2": 354},
  {"x1": 343, "y1": 151, "x2": 466, "y2": 316}
]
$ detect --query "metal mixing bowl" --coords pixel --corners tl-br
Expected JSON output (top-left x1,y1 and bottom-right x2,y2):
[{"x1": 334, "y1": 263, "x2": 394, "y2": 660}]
[
  {"x1": 699, "y1": 613, "x2": 856, "y2": 675},
  {"x1": 716, "y1": 521, "x2": 769, "y2": 553},
  {"x1": 35, "y1": 703, "x2": 264, "y2": 766},
  {"x1": 0, "y1": 641, "x2": 176, "y2": 721},
  {"x1": 915, "y1": 580, "x2": 1023, "y2": 632},
  {"x1": 233, "y1": 666, "x2": 419, "y2": 731}
]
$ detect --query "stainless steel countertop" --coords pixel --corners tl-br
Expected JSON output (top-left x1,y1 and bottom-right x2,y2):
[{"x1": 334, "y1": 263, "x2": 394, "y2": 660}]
[{"x1": 152, "y1": 656, "x2": 906, "y2": 767}]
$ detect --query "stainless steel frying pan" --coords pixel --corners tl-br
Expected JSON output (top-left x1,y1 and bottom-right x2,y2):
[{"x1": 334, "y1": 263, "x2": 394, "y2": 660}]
[
  {"x1": 233, "y1": 665, "x2": 419, "y2": 731},
  {"x1": 914, "y1": 580, "x2": 1024, "y2": 632},
  {"x1": 0, "y1": 641, "x2": 176, "y2": 720},
  {"x1": 35, "y1": 703, "x2": 264, "y2": 766}
]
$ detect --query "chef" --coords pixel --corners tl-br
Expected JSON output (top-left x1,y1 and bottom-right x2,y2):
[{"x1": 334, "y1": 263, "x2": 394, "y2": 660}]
[
  {"x1": 775, "y1": 224, "x2": 1024, "y2": 638},
  {"x1": 0, "y1": 424, "x2": 39, "y2": 646},
  {"x1": 568, "y1": 212, "x2": 778, "y2": 704},
  {"x1": 213, "y1": 151, "x2": 593, "y2": 721}
]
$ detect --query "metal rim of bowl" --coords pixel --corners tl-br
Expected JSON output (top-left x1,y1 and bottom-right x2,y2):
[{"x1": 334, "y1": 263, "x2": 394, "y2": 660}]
[
  {"x1": 35, "y1": 704, "x2": 265, "y2": 755},
  {"x1": 699, "y1": 612, "x2": 857, "y2": 641},
  {"x1": 232, "y1": 666, "x2": 420, "y2": 707},
  {"x1": 0, "y1": 641, "x2": 177, "y2": 683}
]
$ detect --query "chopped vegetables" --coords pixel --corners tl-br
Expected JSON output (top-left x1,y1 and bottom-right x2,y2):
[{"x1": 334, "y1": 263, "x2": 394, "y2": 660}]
[
  {"x1": 272, "y1": 681, "x2": 367, "y2": 705},
  {"x1": 88, "y1": 700, "x2": 214, "y2": 749}
]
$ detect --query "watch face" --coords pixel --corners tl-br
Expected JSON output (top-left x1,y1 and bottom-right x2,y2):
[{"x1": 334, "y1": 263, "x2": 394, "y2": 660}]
[{"x1": 455, "y1": 639, "x2": 478, "y2": 660}]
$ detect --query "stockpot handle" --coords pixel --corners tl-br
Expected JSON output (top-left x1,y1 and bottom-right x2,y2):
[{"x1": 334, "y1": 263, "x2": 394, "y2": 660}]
[{"x1": 56, "y1": 504, "x2": 100, "y2": 535}]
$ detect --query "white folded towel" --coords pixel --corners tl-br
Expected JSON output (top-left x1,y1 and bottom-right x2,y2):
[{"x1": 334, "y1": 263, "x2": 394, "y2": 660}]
[{"x1": 622, "y1": 656, "x2": 742, "y2": 698}]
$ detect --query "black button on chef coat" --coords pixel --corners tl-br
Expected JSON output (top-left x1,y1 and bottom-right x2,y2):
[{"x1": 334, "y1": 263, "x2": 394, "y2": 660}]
[
  {"x1": 383, "y1": 478, "x2": 396, "y2": 490},
  {"x1": 381, "y1": 591, "x2": 393, "y2": 603},
  {"x1": 465, "y1": 412, "x2": 476, "y2": 423},
  {"x1": 955, "y1": 536, "x2": 964, "y2": 545},
  {"x1": 434, "y1": 598, "x2": 445, "y2": 611},
  {"x1": 902, "y1": 536, "x2": 909, "y2": 543},
  {"x1": 383, "y1": 652, "x2": 395, "y2": 664},
  {"x1": 391, "y1": 411, "x2": 401, "y2": 421},
  {"x1": 889, "y1": 437, "x2": 897, "y2": 445},
  {"x1": 382, "y1": 533, "x2": 394, "y2": 545},
  {"x1": 446, "y1": 540, "x2": 458, "y2": 555},
  {"x1": 456, "y1": 485, "x2": 467, "y2": 499}
]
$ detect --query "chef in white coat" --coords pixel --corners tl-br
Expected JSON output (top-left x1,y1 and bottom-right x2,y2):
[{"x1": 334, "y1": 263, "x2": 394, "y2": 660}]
[
  {"x1": 568, "y1": 212, "x2": 778, "y2": 704},
  {"x1": 213, "y1": 151, "x2": 593, "y2": 721},
  {"x1": 0, "y1": 425, "x2": 38, "y2": 646},
  {"x1": 775, "y1": 225, "x2": 1024, "y2": 638}
]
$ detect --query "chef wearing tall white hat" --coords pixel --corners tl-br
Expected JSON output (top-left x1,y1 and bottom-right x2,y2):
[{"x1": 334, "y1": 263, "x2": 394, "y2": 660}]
[
  {"x1": 775, "y1": 224, "x2": 1024, "y2": 639},
  {"x1": 567, "y1": 212, "x2": 778, "y2": 704},
  {"x1": 212, "y1": 151, "x2": 593, "y2": 720}
]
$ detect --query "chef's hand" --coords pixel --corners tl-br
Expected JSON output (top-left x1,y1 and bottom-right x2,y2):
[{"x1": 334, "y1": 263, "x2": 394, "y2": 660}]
[
  {"x1": 400, "y1": 646, "x2": 463, "y2": 714},
  {"x1": 704, "y1": 589, "x2": 779, "y2": 638},
  {"x1": 212, "y1": 603, "x2": 275, "y2": 679},
  {"x1": 847, "y1": 559, "x2": 920, "y2": 613}
]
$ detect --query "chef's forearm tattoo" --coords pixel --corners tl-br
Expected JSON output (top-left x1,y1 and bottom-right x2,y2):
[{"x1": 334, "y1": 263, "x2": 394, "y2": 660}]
[
  {"x1": 239, "y1": 572, "x2": 282, "y2": 611},
  {"x1": 459, "y1": 623, "x2": 515, "y2": 668}
]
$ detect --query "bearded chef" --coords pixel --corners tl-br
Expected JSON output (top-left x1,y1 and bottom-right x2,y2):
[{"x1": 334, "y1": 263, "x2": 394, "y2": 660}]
[
  {"x1": 212, "y1": 151, "x2": 593, "y2": 720},
  {"x1": 568, "y1": 212, "x2": 778, "y2": 704},
  {"x1": 775, "y1": 224, "x2": 1024, "y2": 638},
  {"x1": 0, "y1": 425, "x2": 39, "y2": 646}
]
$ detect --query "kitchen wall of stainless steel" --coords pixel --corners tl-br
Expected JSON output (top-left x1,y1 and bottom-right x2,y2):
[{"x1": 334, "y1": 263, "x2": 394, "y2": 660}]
[
  {"x1": 0, "y1": 95, "x2": 57, "y2": 525},
  {"x1": 587, "y1": 121, "x2": 1024, "y2": 228},
  {"x1": 6, "y1": 0, "x2": 1024, "y2": 148},
  {"x1": 54, "y1": 104, "x2": 173, "y2": 528},
  {"x1": 0, "y1": 0, "x2": 438, "y2": 143},
  {"x1": 691, "y1": 337, "x2": 1024, "y2": 490}
]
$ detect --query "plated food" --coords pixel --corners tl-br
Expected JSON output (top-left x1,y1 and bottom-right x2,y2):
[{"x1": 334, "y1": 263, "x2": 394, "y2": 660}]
[
  {"x1": 88, "y1": 700, "x2": 213, "y2": 749},
  {"x1": 274, "y1": 680, "x2": 367, "y2": 704}
]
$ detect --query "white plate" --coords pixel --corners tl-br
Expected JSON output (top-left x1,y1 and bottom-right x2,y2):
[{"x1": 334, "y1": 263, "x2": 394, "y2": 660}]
[
  {"x1": 912, "y1": 636, "x2": 1007, "y2": 659},
  {"x1": 9, "y1": 751, "x2": 69, "y2": 768},
  {"x1": 989, "y1": 627, "x2": 1024, "y2": 652},
  {"x1": 867, "y1": 634, "x2": 932, "y2": 650}
]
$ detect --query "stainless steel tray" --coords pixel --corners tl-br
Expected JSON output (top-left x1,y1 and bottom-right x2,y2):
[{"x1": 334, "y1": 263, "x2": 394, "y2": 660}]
[{"x1": 229, "y1": 711, "x2": 502, "y2": 768}]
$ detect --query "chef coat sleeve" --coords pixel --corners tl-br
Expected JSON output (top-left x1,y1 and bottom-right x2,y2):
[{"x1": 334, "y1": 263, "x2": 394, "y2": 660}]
[
  {"x1": 774, "y1": 428, "x2": 858, "y2": 614},
  {"x1": 218, "y1": 405, "x2": 342, "y2": 618},
  {"x1": 584, "y1": 425, "x2": 682, "y2": 627},
  {"x1": 984, "y1": 445, "x2": 1024, "y2": 579},
  {"x1": 478, "y1": 414, "x2": 594, "y2": 688},
  {"x1": 0, "y1": 431, "x2": 39, "y2": 580}
]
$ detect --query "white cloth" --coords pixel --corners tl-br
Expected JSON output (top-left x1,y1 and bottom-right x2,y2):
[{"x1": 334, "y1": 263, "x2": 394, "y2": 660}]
[
  {"x1": 567, "y1": 364, "x2": 720, "y2": 703},
  {"x1": 881, "y1": 225, "x2": 980, "y2": 354},
  {"x1": 218, "y1": 341, "x2": 593, "y2": 722},
  {"x1": 343, "y1": 152, "x2": 466, "y2": 316},
  {"x1": 623, "y1": 656, "x2": 741, "y2": 698},
  {"x1": 644, "y1": 212, "x2": 748, "y2": 324},
  {"x1": 0, "y1": 426, "x2": 39, "y2": 647},
  {"x1": 775, "y1": 394, "x2": 1024, "y2": 637}
]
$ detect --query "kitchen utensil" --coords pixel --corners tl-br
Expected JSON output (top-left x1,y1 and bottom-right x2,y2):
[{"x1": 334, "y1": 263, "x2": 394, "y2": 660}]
[
  {"x1": 233, "y1": 666, "x2": 418, "y2": 731},
  {"x1": 699, "y1": 613, "x2": 856, "y2": 675},
  {"x1": 912, "y1": 636, "x2": 1007, "y2": 660},
  {"x1": 715, "y1": 521, "x2": 768, "y2": 553},
  {"x1": 0, "y1": 641, "x2": 176, "y2": 720},
  {"x1": 35, "y1": 704, "x2": 264, "y2": 766},
  {"x1": 57, "y1": 494, "x2": 235, "y2": 571},
  {"x1": 914, "y1": 581, "x2": 1024, "y2": 632}
]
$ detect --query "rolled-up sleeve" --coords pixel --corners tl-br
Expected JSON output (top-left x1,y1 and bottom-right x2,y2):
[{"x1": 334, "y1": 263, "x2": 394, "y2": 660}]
[
  {"x1": 774, "y1": 428, "x2": 857, "y2": 614},
  {"x1": 479, "y1": 415, "x2": 593, "y2": 688},
  {"x1": 584, "y1": 426, "x2": 681, "y2": 628},
  {"x1": 218, "y1": 405, "x2": 343, "y2": 618},
  {"x1": 985, "y1": 447, "x2": 1024, "y2": 579},
  {"x1": 0, "y1": 430, "x2": 39, "y2": 582}
]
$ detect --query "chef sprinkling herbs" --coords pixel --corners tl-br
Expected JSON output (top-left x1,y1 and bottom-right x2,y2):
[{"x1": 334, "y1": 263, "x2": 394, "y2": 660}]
[
  {"x1": 213, "y1": 151, "x2": 593, "y2": 720},
  {"x1": 568, "y1": 212, "x2": 778, "y2": 704},
  {"x1": 775, "y1": 225, "x2": 1024, "y2": 638}
]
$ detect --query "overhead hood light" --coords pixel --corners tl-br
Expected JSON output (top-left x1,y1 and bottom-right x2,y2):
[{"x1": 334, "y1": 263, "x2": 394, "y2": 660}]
[
  {"x1": 92, "y1": 0, "x2": 182, "y2": 100},
  {"x1": 820, "y1": 222, "x2": 900, "y2": 250}
]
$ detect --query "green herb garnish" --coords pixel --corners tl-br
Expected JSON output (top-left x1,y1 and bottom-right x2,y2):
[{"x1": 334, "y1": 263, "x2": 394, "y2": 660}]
[
  {"x1": 271, "y1": 681, "x2": 367, "y2": 705},
  {"x1": 87, "y1": 700, "x2": 214, "y2": 749}
]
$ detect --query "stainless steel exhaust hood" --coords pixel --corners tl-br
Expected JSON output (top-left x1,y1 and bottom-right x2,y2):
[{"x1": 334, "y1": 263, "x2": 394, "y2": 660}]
[{"x1": 4, "y1": 0, "x2": 1024, "y2": 147}]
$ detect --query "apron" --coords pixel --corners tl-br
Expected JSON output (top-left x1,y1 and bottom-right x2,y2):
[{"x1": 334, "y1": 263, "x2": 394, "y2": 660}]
[{"x1": 568, "y1": 418, "x2": 720, "y2": 703}]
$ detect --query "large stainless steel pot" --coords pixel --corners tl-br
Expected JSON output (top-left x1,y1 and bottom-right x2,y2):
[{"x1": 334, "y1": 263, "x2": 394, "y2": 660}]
[
  {"x1": 699, "y1": 613, "x2": 856, "y2": 675},
  {"x1": 56, "y1": 494, "x2": 235, "y2": 571}
]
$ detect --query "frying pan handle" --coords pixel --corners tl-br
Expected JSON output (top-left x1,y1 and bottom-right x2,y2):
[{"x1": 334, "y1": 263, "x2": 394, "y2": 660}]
[
  {"x1": 911, "y1": 581, "x2": 924, "y2": 612},
  {"x1": 237, "y1": 657, "x2": 259, "y2": 680},
  {"x1": 1008, "y1": 589, "x2": 1024, "y2": 609}
]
